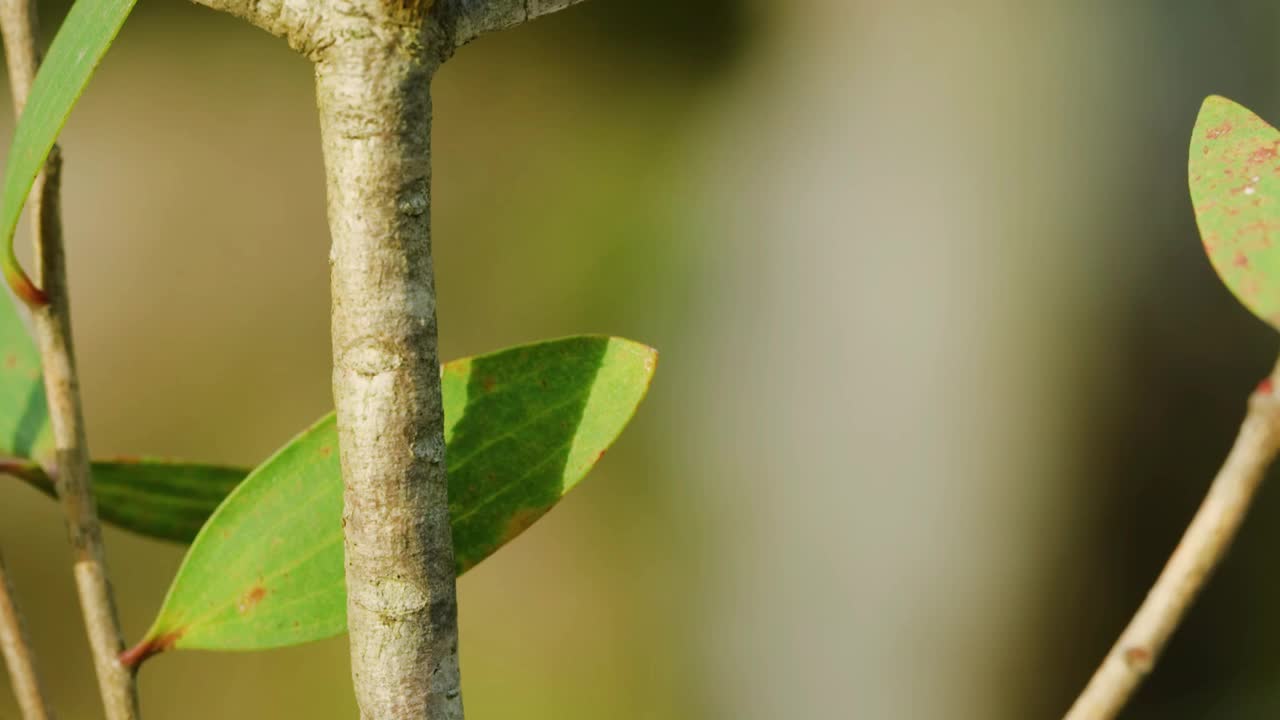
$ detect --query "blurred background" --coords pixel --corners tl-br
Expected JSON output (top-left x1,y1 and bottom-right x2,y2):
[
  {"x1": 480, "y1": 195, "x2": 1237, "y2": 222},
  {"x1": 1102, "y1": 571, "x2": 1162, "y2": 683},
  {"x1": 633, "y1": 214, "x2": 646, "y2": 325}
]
[{"x1": 4, "y1": 0, "x2": 1280, "y2": 718}]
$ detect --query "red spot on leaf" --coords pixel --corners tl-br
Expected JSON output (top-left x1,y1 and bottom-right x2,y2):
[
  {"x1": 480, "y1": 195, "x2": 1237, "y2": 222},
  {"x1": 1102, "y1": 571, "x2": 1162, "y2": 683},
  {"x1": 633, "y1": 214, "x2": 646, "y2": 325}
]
[
  {"x1": 1230, "y1": 180, "x2": 1258, "y2": 196},
  {"x1": 238, "y1": 585, "x2": 267, "y2": 615},
  {"x1": 1234, "y1": 250, "x2": 1250, "y2": 268},
  {"x1": 1207, "y1": 121, "x2": 1234, "y2": 139},
  {"x1": 1249, "y1": 141, "x2": 1280, "y2": 164},
  {"x1": 482, "y1": 376, "x2": 497, "y2": 392},
  {"x1": 499, "y1": 507, "x2": 547, "y2": 546},
  {"x1": 318, "y1": 445, "x2": 332, "y2": 458}
]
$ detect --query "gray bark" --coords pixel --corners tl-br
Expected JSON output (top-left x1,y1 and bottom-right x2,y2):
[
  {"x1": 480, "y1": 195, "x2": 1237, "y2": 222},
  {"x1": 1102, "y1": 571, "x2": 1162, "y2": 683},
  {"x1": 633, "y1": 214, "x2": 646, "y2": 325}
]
[
  {"x1": 316, "y1": 10, "x2": 460, "y2": 719},
  {"x1": 180, "y1": 1, "x2": 593, "y2": 717}
]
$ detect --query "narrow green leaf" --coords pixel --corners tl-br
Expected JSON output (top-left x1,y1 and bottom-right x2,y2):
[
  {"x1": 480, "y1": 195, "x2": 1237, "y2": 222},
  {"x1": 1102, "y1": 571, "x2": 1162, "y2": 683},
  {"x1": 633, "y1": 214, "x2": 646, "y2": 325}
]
[
  {"x1": 92, "y1": 460, "x2": 245, "y2": 542},
  {"x1": 0, "y1": 294, "x2": 46, "y2": 459},
  {"x1": 9, "y1": 459, "x2": 243, "y2": 542},
  {"x1": 1, "y1": 0, "x2": 139, "y2": 304},
  {"x1": 1189, "y1": 95, "x2": 1280, "y2": 329},
  {"x1": 124, "y1": 336, "x2": 656, "y2": 661}
]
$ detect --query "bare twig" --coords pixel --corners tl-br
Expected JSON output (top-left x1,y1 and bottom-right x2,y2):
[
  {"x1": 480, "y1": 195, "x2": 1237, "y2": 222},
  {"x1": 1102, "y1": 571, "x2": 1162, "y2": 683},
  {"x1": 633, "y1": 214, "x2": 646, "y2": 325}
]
[
  {"x1": 1064, "y1": 359, "x2": 1280, "y2": 719},
  {"x1": 0, "y1": 550, "x2": 53, "y2": 720},
  {"x1": 0, "y1": 2, "x2": 137, "y2": 718}
]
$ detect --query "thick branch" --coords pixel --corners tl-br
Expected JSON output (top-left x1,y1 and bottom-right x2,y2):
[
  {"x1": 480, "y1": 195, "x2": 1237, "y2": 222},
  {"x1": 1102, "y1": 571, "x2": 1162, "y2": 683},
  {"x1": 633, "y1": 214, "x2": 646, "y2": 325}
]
[
  {"x1": 177, "y1": 2, "x2": 596, "y2": 717},
  {"x1": 1064, "y1": 366, "x2": 1280, "y2": 719},
  {"x1": 185, "y1": 0, "x2": 331, "y2": 55},
  {"x1": 445, "y1": 0, "x2": 591, "y2": 46},
  {"x1": 0, "y1": 551, "x2": 52, "y2": 720},
  {"x1": 0, "y1": 1, "x2": 137, "y2": 718},
  {"x1": 317, "y1": 13, "x2": 461, "y2": 720}
]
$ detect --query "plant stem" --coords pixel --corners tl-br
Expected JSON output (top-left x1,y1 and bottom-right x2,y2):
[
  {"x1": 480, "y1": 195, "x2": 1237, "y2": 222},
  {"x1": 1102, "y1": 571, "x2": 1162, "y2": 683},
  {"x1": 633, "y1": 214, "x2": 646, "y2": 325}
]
[
  {"x1": 0, "y1": 1, "x2": 137, "y2": 718},
  {"x1": 30, "y1": 133, "x2": 137, "y2": 720},
  {"x1": 0, "y1": 550, "x2": 53, "y2": 720},
  {"x1": 316, "y1": 13, "x2": 462, "y2": 719},
  {"x1": 1064, "y1": 360, "x2": 1280, "y2": 720},
  {"x1": 175, "y1": 3, "x2": 592, "y2": 717}
]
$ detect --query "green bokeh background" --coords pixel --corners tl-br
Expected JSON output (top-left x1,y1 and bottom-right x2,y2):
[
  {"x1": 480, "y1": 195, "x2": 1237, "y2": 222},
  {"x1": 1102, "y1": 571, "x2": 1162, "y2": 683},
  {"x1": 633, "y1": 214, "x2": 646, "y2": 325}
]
[{"x1": 6, "y1": 1, "x2": 1280, "y2": 718}]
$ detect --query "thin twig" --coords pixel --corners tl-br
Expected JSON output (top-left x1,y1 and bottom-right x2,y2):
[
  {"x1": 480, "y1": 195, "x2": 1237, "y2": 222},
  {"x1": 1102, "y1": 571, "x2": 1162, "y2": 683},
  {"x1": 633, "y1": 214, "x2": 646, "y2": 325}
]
[
  {"x1": 0, "y1": 549, "x2": 53, "y2": 720},
  {"x1": 1064, "y1": 358, "x2": 1280, "y2": 719},
  {"x1": 0, "y1": 1, "x2": 138, "y2": 718}
]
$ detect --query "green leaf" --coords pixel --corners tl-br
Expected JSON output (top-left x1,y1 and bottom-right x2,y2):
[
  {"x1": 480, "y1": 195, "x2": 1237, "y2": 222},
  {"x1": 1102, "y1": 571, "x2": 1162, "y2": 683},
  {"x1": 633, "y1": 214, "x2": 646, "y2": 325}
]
[
  {"x1": 1, "y1": 0, "x2": 138, "y2": 304},
  {"x1": 92, "y1": 460, "x2": 245, "y2": 543},
  {"x1": 12, "y1": 459, "x2": 243, "y2": 543},
  {"x1": 0, "y1": 295, "x2": 46, "y2": 459},
  {"x1": 123, "y1": 336, "x2": 656, "y2": 662},
  {"x1": 1189, "y1": 95, "x2": 1280, "y2": 329}
]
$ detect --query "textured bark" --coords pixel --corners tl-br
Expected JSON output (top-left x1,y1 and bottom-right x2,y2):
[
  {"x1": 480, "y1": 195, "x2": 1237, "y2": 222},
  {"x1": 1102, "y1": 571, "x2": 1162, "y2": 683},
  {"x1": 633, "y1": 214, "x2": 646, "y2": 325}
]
[
  {"x1": 447, "y1": 0, "x2": 592, "y2": 47},
  {"x1": 184, "y1": 1, "x2": 595, "y2": 717},
  {"x1": 185, "y1": 0, "x2": 331, "y2": 55},
  {"x1": 0, "y1": 1, "x2": 136, "y2": 718},
  {"x1": 316, "y1": 12, "x2": 461, "y2": 719}
]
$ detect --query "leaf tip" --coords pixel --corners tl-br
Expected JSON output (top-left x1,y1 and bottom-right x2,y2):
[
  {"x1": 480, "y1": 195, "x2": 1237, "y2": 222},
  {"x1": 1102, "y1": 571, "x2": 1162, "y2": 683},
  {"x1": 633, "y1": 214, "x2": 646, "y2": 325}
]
[
  {"x1": 1201, "y1": 94, "x2": 1233, "y2": 113},
  {"x1": 1197, "y1": 94, "x2": 1251, "y2": 127},
  {"x1": 612, "y1": 338, "x2": 659, "y2": 380}
]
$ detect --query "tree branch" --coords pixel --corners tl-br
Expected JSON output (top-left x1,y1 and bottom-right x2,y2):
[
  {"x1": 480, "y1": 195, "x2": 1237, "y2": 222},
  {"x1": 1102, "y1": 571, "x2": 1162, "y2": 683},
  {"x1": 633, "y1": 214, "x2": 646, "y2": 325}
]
[
  {"x1": 316, "y1": 8, "x2": 461, "y2": 719},
  {"x1": 0, "y1": 550, "x2": 53, "y2": 720},
  {"x1": 184, "y1": 0, "x2": 331, "y2": 56},
  {"x1": 1064, "y1": 362, "x2": 1280, "y2": 720},
  {"x1": 0, "y1": 1, "x2": 137, "y2": 718},
  {"x1": 170, "y1": 1, "x2": 596, "y2": 716},
  {"x1": 445, "y1": 0, "x2": 592, "y2": 47}
]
